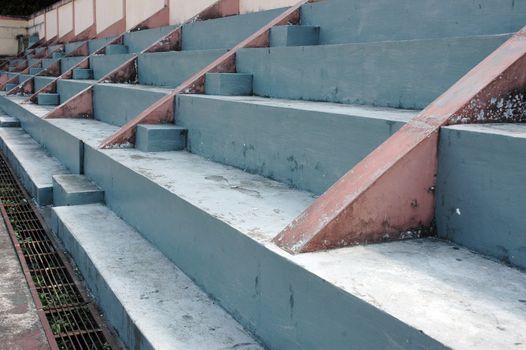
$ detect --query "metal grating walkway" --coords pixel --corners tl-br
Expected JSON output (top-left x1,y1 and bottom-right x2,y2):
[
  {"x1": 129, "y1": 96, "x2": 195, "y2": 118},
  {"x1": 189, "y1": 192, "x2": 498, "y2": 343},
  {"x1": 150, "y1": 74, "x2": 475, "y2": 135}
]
[{"x1": 0, "y1": 152, "x2": 119, "y2": 350}]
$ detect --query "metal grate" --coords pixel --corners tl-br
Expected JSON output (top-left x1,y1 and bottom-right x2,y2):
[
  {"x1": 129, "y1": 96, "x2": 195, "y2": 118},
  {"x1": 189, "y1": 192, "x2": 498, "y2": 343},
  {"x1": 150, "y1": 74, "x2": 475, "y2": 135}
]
[{"x1": 0, "y1": 152, "x2": 119, "y2": 350}]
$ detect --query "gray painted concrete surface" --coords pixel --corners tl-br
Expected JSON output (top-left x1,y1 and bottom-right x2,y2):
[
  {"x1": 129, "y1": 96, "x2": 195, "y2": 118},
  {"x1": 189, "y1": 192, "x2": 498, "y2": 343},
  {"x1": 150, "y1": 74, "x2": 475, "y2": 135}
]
[
  {"x1": 52, "y1": 175, "x2": 104, "y2": 206},
  {"x1": 0, "y1": 127, "x2": 70, "y2": 205},
  {"x1": 269, "y1": 25, "x2": 320, "y2": 47},
  {"x1": 37, "y1": 93, "x2": 59, "y2": 106},
  {"x1": 123, "y1": 25, "x2": 177, "y2": 53},
  {"x1": 436, "y1": 123, "x2": 526, "y2": 269},
  {"x1": 176, "y1": 95, "x2": 415, "y2": 194},
  {"x1": 237, "y1": 34, "x2": 511, "y2": 109},
  {"x1": 52, "y1": 203, "x2": 264, "y2": 350},
  {"x1": 89, "y1": 53, "x2": 134, "y2": 80},
  {"x1": 0, "y1": 115, "x2": 20, "y2": 127},
  {"x1": 300, "y1": 0, "x2": 526, "y2": 45},
  {"x1": 138, "y1": 49, "x2": 227, "y2": 88},
  {"x1": 135, "y1": 124, "x2": 187, "y2": 152},
  {"x1": 205, "y1": 73, "x2": 253, "y2": 96}
]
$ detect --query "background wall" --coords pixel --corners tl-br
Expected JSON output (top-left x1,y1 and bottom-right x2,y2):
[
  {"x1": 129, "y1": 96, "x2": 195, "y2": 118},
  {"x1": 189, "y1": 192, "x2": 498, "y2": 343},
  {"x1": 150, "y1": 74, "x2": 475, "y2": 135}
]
[
  {"x1": 126, "y1": 0, "x2": 165, "y2": 30},
  {"x1": 0, "y1": 16, "x2": 28, "y2": 55},
  {"x1": 95, "y1": 0, "x2": 123, "y2": 34},
  {"x1": 58, "y1": 2, "x2": 73, "y2": 37},
  {"x1": 45, "y1": 8, "x2": 58, "y2": 40},
  {"x1": 74, "y1": 0, "x2": 93, "y2": 35}
]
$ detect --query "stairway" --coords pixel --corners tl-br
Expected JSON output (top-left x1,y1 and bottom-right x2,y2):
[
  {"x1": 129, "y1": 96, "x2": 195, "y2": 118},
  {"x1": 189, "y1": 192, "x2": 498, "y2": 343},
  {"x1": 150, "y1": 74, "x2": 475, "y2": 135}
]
[{"x1": 0, "y1": 0, "x2": 525, "y2": 349}]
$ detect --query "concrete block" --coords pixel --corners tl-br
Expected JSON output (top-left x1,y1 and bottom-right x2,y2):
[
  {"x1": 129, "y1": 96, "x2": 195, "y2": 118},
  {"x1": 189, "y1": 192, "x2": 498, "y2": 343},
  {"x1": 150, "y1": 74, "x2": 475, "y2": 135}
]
[
  {"x1": 52, "y1": 175, "x2": 104, "y2": 206},
  {"x1": 135, "y1": 124, "x2": 187, "y2": 152},
  {"x1": 37, "y1": 93, "x2": 60, "y2": 106},
  {"x1": 436, "y1": 124, "x2": 526, "y2": 269},
  {"x1": 123, "y1": 25, "x2": 176, "y2": 53},
  {"x1": 270, "y1": 25, "x2": 320, "y2": 47},
  {"x1": 60, "y1": 56, "x2": 84, "y2": 72},
  {"x1": 7, "y1": 67, "x2": 15, "y2": 72},
  {"x1": 72, "y1": 68, "x2": 93, "y2": 80},
  {"x1": 0, "y1": 116, "x2": 20, "y2": 127},
  {"x1": 29, "y1": 67, "x2": 43, "y2": 75},
  {"x1": 89, "y1": 53, "x2": 134, "y2": 80},
  {"x1": 205, "y1": 73, "x2": 253, "y2": 96},
  {"x1": 42, "y1": 59, "x2": 58, "y2": 69},
  {"x1": 52, "y1": 51, "x2": 64, "y2": 59},
  {"x1": 34, "y1": 76, "x2": 55, "y2": 92},
  {"x1": 5, "y1": 83, "x2": 18, "y2": 92},
  {"x1": 105, "y1": 44, "x2": 129, "y2": 55},
  {"x1": 57, "y1": 79, "x2": 92, "y2": 104}
]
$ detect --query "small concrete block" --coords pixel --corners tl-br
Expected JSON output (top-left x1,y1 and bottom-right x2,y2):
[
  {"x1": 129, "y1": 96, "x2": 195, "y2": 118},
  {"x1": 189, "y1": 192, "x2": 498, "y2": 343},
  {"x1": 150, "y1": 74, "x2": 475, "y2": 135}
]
[
  {"x1": 5, "y1": 83, "x2": 18, "y2": 91},
  {"x1": 37, "y1": 93, "x2": 60, "y2": 106},
  {"x1": 8, "y1": 66, "x2": 15, "y2": 72},
  {"x1": 0, "y1": 116, "x2": 20, "y2": 127},
  {"x1": 135, "y1": 124, "x2": 187, "y2": 152},
  {"x1": 270, "y1": 25, "x2": 320, "y2": 47},
  {"x1": 205, "y1": 73, "x2": 253, "y2": 96},
  {"x1": 72, "y1": 68, "x2": 93, "y2": 80},
  {"x1": 52, "y1": 51, "x2": 64, "y2": 59},
  {"x1": 106, "y1": 44, "x2": 129, "y2": 55},
  {"x1": 29, "y1": 67, "x2": 44, "y2": 75},
  {"x1": 52, "y1": 175, "x2": 104, "y2": 206}
]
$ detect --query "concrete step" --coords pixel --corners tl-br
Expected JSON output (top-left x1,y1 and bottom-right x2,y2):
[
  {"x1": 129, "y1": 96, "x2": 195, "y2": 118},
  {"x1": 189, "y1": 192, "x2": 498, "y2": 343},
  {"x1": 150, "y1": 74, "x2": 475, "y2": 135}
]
[
  {"x1": 37, "y1": 93, "x2": 60, "y2": 106},
  {"x1": 64, "y1": 40, "x2": 85, "y2": 54},
  {"x1": 52, "y1": 51, "x2": 64, "y2": 60},
  {"x1": 34, "y1": 76, "x2": 56, "y2": 92},
  {"x1": 181, "y1": 7, "x2": 284, "y2": 51},
  {"x1": 60, "y1": 56, "x2": 85, "y2": 73},
  {"x1": 138, "y1": 49, "x2": 227, "y2": 88},
  {"x1": 135, "y1": 124, "x2": 187, "y2": 152},
  {"x1": 52, "y1": 174, "x2": 104, "y2": 206},
  {"x1": 93, "y1": 84, "x2": 170, "y2": 126},
  {"x1": 270, "y1": 25, "x2": 320, "y2": 47},
  {"x1": 205, "y1": 73, "x2": 253, "y2": 96},
  {"x1": 300, "y1": 0, "x2": 525, "y2": 45},
  {"x1": 29, "y1": 67, "x2": 44, "y2": 75},
  {"x1": 0, "y1": 127, "x2": 70, "y2": 205},
  {"x1": 52, "y1": 203, "x2": 264, "y2": 350},
  {"x1": 56, "y1": 79, "x2": 93, "y2": 104},
  {"x1": 87, "y1": 36, "x2": 117, "y2": 54},
  {"x1": 436, "y1": 123, "x2": 526, "y2": 269},
  {"x1": 0, "y1": 115, "x2": 20, "y2": 127},
  {"x1": 236, "y1": 33, "x2": 513, "y2": 109},
  {"x1": 41, "y1": 58, "x2": 58, "y2": 69},
  {"x1": 7, "y1": 66, "x2": 16, "y2": 72},
  {"x1": 18, "y1": 74, "x2": 32, "y2": 84},
  {"x1": 1, "y1": 96, "x2": 526, "y2": 349},
  {"x1": 72, "y1": 68, "x2": 93, "y2": 80},
  {"x1": 89, "y1": 53, "x2": 134, "y2": 80},
  {"x1": 176, "y1": 95, "x2": 417, "y2": 195},
  {"x1": 4, "y1": 83, "x2": 18, "y2": 92},
  {"x1": 123, "y1": 24, "x2": 177, "y2": 53},
  {"x1": 105, "y1": 44, "x2": 128, "y2": 55},
  {"x1": 28, "y1": 59, "x2": 41, "y2": 67}
]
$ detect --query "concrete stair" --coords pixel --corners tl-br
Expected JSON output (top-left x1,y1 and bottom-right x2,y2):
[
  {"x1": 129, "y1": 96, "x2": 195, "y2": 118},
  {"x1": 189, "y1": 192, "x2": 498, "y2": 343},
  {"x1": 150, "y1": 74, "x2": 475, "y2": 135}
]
[
  {"x1": 37, "y1": 93, "x2": 60, "y2": 106},
  {"x1": 105, "y1": 44, "x2": 129, "y2": 55},
  {"x1": 436, "y1": 123, "x2": 526, "y2": 269},
  {"x1": 0, "y1": 0, "x2": 525, "y2": 349},
  {"x1": 52, "y1": 174, "x2": 104, "y2": 206},
  {"x1": 176, "y1": 95, "x2": 416, "y2": 195},
  {"x1": 52, "y1": 203, "x2": 264, "y2": 350},
  {"x1": 72, "y1": 68, "x2": 93, "y2": 80}
]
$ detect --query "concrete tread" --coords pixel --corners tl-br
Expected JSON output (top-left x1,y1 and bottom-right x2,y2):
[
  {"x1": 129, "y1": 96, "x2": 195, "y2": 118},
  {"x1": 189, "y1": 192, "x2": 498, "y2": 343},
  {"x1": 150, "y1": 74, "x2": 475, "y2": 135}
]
[
  {"x1": 183, "y1": 94, "x2": 419, "y2": 122},
  {"x1": 444, "y1": 123, "x2": 526, "y2": 137},
  {"x1": 292, "y1": 238, "x2": 526, "y2": 350},
  {"x1": 53, "y1": 203, "x2": 264, "y2": 350}
]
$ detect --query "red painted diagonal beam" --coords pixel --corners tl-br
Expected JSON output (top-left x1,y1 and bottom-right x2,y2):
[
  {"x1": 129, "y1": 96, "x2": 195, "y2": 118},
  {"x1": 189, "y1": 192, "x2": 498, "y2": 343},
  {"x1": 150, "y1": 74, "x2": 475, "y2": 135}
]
[
  {"x1": 99, "y1": 0, "x2": 311, "y2": 148},
  {"x1": 43, "y1": 0, "x2": 241, "y2": 119},
  {"x1": 274, "y1": 27, "x2": 526, "y2": 254}
]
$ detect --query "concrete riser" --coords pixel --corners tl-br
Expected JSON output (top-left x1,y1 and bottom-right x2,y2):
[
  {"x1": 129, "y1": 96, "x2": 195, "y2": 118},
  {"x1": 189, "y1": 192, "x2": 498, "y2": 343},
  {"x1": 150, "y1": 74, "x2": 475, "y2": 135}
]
[
  {"x1": 176, "y1": 95, "x2": 408, "y2": 195},
  {"x1": 236, "y1": 34, "x2": 511, "y2": 109},
  {"x1": 436, "y1": 126, "x2": 526, "y2": 269}
]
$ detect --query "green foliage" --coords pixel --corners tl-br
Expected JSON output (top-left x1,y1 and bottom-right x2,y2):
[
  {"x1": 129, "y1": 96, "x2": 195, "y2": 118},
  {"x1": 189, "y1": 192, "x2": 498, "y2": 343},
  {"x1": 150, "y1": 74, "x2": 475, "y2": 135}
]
[{"x1": 0, "y1": 0, "x2": 59, "y2": 17}]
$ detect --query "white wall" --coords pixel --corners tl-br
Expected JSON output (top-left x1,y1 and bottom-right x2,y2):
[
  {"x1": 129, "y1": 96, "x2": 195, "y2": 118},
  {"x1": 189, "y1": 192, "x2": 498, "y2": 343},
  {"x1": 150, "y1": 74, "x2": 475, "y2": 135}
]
[
  {"x1": 0, "y1": 17, "x2": 28, "y2": 55},
  {"x1": 75, "y1": 0, "x2": 94, "y2": 35},
  {"x1": 169, "y1": 0, "x2": 216, "y2": 25},
  {"x1": 96, "y1": 0, "x2": 124, "y2": 33},
  {"x1": 45, "y1": 9, "x2": 58, "y2": 40},
  {"x1": 58, "y1": 2, "x2": 74, "y2": 37},
  {"x1": 28, "y1": 14, "x2": 45, "y2": 39},
  {"x1": 126, "y1": 0, "x2": 165, "y2": 30}
]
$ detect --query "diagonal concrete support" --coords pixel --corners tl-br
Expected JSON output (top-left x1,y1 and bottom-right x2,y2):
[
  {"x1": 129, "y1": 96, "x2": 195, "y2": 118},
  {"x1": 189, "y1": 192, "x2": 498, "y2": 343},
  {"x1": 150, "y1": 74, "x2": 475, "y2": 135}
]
[
  {"x1": 99, "y1": 0, "x2": 311, "y2": 147},
  {"x1": 273, "y1": 27, "x2": 526, "y2": 254}
]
